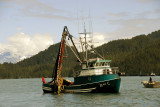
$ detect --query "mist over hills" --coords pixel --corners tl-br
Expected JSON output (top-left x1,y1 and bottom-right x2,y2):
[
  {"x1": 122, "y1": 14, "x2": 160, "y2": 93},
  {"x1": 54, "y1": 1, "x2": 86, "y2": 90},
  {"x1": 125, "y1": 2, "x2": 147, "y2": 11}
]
[{"x1": 0, "y1": 30, "x2": 160, "y2": 78}]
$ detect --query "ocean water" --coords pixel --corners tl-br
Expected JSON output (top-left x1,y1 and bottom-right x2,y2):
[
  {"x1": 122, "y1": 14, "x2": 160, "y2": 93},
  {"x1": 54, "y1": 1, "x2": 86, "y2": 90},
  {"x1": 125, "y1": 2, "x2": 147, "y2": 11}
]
[{"x1": 0, "y1": 76, "x2": 160, "y2": 107}]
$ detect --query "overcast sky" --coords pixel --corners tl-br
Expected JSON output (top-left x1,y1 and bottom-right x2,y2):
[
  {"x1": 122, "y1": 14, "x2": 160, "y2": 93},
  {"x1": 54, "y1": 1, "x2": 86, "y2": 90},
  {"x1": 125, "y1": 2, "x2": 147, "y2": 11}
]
[{"x1": 0, "y1": 0, "x2": 160, "y2": 58}]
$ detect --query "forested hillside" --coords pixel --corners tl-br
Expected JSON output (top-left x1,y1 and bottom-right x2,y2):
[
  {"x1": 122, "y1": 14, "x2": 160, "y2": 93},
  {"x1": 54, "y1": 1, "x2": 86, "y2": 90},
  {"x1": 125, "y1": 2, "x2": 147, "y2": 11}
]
[
  {"x1": 96, "y1": 30, "x2": 160, "y2": 75},
  {"x1": 0, "y1": 30, "x2": 160, "y2": 78}
]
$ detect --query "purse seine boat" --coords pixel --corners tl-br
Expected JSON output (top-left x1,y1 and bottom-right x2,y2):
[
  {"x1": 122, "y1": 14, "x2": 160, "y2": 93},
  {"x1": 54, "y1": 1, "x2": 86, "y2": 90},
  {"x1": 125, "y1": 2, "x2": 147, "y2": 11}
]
[{"x1": 42, "y1": 26, "x2": 121, "y2": 94}]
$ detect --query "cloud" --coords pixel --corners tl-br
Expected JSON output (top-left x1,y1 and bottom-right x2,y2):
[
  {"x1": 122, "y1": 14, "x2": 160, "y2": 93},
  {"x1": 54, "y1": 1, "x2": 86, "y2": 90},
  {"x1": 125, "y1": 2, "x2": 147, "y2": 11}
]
[
  {"x1": 136, "y1": 0, "x2": 159, "y2": 3},
  {"x1": 105, "y1": 10, "x2": 160, "y2": 40},
  {"x1": 16, "y1": 27, "x2": 23, "y2": 31},
  {"x1": 0, "y1": 44, "x2": 7, "y2": 54},
  {"x1": 136, "y1": 0, "x2": 160, "y2": 9},
  {"x1": 0, "y1": 32, "x2": 54, "y2": 58},
  {"x1": 108, "y1": 12, "x2": 129, "y2": 18},
  {"x1": 71, "y1": 33, "x2": 106, "y2": 52},
  {"x1": 108, "y1": 17, "x2": 160, "y2": 38},
  {"x1": 92, "y1": 33, "x2": 105, "y2": 47},
  {"x1": 1, "y1": 0, "x2": 74, "y2": 20}
]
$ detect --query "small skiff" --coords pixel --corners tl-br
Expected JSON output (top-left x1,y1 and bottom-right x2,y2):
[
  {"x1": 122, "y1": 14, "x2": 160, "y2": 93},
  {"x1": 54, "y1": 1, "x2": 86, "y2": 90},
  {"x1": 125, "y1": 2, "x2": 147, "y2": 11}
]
[{"x1": 141, "y1": 81, "x2": 160, "y2": 88}]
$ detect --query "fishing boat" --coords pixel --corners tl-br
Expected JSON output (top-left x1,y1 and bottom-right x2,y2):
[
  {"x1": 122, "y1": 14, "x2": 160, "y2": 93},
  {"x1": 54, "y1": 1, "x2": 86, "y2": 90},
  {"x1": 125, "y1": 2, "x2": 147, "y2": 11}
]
[
  {"x1": 141, "y1": 77, "x2": 160, "y2": 88},
  {"x1": 141, "y1": 81, "x2": 160, "y2": 88},
  {"x1": 42, "y1": 26, "x2": 121, "y2": 94},
  {"x1": 150, "y1": 72, "x2": 156, "y2": 76}
]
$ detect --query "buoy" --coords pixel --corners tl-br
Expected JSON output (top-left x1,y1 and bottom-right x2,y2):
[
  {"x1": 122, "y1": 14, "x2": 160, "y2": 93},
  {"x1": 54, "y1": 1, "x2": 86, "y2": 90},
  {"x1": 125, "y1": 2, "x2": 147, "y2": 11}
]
[{"x1": 42, "y1": 77, "x2": 46, "y2": 83}]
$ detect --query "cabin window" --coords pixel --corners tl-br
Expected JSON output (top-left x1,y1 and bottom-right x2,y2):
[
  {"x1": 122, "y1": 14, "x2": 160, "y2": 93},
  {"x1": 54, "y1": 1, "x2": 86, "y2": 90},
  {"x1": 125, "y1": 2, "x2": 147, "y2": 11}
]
[
  {"x1": 105, "y1": 62, "x2": 108, "y2": 66},
  {"x1": 82, "y1": 64, "x2": 86, "y2": 69},
  {"x1": 99, "y1": 62, "x2": 102, "y2": 66},
  {"x1": 102, "y1": 62, "x2": 105, "y2": 66},
  {"x1": 108, "y1": 62, "x2": 110, "y2": 66},
  {"x1": 88, "y1": 63, "x2": 94, "y2": 67},
  {"x1": 90, "y1": 63, "x2": 94, "y2": 67},
  {"x1": 96, "y1": 63, "x2": 99, "y2": 66}
]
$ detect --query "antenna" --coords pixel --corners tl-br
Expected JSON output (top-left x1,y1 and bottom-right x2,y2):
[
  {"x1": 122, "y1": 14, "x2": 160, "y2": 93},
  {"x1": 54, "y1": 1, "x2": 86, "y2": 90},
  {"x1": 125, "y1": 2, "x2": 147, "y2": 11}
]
[
  {"x1": 77, "y1": 10, "x2": 80, "y2": 37},
  {"x1": 88, "y1": 11, "x2": 94, "y2": 48},
  {"x1": 79, "y1": 23, "x2": 92, "y2": 61}
]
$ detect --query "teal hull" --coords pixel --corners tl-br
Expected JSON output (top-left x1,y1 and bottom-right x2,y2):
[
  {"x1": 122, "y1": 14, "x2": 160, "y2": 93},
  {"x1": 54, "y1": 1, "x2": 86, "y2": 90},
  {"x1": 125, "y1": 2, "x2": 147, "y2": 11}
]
[
  {"x1": 43, "y1": 74, "x2": 121, "y2": 93},
  {"x1": 64, "y1": 74, "x2": 121, "y2": 93}
]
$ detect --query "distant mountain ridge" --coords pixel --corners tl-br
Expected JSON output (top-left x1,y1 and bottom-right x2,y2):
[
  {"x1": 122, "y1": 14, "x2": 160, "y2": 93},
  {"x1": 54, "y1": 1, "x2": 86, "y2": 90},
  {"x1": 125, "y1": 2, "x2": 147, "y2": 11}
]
[
  {"x1": 0, "y1": 52, "x2": 31, "y2": 64},
  {"x1": 0, "y1": 52, "x2": 19, "y2": 63}
]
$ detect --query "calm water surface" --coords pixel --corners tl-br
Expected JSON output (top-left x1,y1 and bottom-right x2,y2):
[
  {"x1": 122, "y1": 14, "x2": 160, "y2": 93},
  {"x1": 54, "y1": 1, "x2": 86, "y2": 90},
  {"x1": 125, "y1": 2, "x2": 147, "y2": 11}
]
[{"x1": 0, "y1": 77, "x2": 160, "y2": 107}]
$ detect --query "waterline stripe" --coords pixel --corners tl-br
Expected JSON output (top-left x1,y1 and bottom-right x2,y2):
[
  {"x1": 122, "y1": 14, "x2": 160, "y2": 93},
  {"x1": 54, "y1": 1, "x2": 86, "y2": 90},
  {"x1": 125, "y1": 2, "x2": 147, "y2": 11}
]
[
  {"x1": 72, "y1": 78, "x2": 120, "y2": 86},
  {"x1": 65, "y1": 87, "x2": 96, "y2": 92}
]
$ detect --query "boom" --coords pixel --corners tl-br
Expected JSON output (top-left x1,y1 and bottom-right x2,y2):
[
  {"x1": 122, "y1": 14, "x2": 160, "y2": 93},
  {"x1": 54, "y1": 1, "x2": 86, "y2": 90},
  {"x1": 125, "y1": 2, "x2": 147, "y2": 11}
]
[{"x1": 51, "y1": 26, "x2": 81, "y2": 94}]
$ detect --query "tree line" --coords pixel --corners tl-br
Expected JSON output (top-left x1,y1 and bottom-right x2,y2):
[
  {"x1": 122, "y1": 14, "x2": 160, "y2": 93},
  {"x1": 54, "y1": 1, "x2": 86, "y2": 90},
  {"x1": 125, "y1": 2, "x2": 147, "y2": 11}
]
[{"x1": 0, "y1": 30, "x2": 160, "y2": 79}]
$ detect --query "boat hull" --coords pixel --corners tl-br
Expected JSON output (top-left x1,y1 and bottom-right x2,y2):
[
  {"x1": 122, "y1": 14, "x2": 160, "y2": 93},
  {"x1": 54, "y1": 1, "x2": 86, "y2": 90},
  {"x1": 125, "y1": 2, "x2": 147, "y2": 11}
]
[
  {"x1": 42, "y1": 82, "x2": 56, "y2": 93},
  {"x1": 43, "y1": 74, "x2": 121, "y2": 93},
  {"x1": 64, "y1": 78, "x2": 121, "y2": 93},
  {"x1": 142, "y1": 81, "x2": 160, "y2": 88}
]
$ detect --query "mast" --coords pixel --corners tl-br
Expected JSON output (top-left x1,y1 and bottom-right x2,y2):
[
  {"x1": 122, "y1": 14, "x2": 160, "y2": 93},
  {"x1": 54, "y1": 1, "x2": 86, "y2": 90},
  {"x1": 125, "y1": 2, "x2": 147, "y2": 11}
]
[
  {"x1": 79, "y1": 23, "x2": 91, "y2": 62},
  {"x1": 84, "y1": 24, "x2": 87, "y2": 61},
  {"x1": 80, "y1": 37, "x2": 85, "y2": 60}
]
